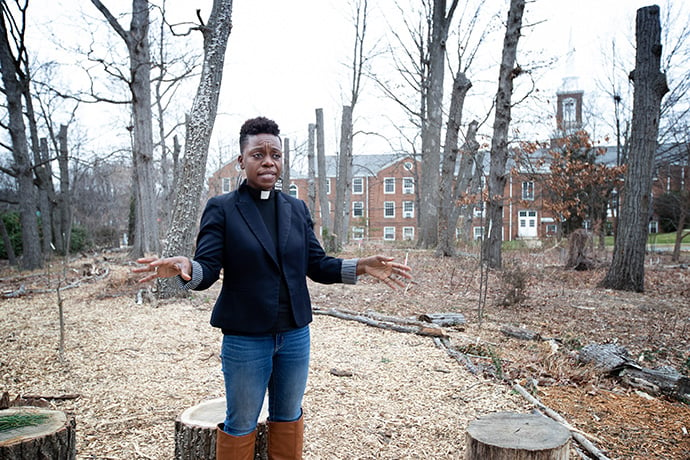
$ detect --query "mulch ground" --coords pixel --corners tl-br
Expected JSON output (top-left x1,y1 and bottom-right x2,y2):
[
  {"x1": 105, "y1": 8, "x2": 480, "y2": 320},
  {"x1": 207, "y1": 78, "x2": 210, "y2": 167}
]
[{"x1": 1, "y1": 245, "x2": 689, "y2": 459}]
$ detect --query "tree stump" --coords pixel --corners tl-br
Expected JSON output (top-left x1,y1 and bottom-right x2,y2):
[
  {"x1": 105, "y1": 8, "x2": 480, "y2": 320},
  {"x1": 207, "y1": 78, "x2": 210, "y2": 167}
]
[
  {"x1": 174, "y1": 396, "x2": 268, "y2": 460},
  {"x1": 0, "y1": 407, "x2": 76, "y2": 459},
  {"x1": 466, "y1": 412, "x2": 570, "y2": 460}
]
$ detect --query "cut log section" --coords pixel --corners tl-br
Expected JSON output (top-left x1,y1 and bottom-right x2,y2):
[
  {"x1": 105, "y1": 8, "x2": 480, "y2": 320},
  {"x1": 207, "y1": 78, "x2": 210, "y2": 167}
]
[
  {"x1": 0, "y1": 407, "x2": 76, "y2": 459},
  {"x1": 466, "y1": 412, "x2": 570, "y2": 460},
  {"x1": 174, "y1": 396, "x2": 269, "y2": 460}
]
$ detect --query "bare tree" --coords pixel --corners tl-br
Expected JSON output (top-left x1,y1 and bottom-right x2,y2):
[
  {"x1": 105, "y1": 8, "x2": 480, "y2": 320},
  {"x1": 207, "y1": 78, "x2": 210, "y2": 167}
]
[
  {"x1": 0, "y1": 1, "x2": 42, "y2": 269},
  {"x1": 158, "y1": 0, "x2": 233, "y2": 297},
  {"x1": 307, "y1": 123, "x2": 316, "y2": 217},
  {"x1": 334, "y1": 0, "x2": 372, "y2": 250},
  {"x1": 315, "y1": 108, "x2": 335, "y2": 252},
  {"x1": 601, "y1": 6, "x2": 669, "y2": 292},
  {"x1": 481, "y1": 0, "x2": 526, "y2": 270},
  {"x1": 418, "y1": 0, "x2": 459, "y2": 249},
  {"x1": 91, "y1": 0, "x2": 159, "y2": 257}
]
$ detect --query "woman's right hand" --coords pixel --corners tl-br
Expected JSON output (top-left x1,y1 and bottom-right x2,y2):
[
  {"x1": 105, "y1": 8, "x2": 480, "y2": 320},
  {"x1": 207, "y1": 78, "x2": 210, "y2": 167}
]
[{"x1": 133, "y1": 256, "x2": 192, "y2": 283}]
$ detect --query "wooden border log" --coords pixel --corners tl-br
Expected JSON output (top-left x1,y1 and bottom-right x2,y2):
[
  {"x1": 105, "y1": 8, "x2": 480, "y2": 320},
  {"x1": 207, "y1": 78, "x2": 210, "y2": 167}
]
[
  {"x1": 465, "y1": 412, "x2": 570, "y2": 460},
  {"x1": 313, "y1": 307, "x2": 447, "y2": 337},
  {"x1": 174, "y1": 397, "x2": 268, "y2": 460},
  {"x1": 0, "y1": 407, "x2": 76, "y2": 459}
]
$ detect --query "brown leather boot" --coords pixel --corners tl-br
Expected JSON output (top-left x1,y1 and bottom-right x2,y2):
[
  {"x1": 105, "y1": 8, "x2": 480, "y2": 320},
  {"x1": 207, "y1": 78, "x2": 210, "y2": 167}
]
[
  {"x1": 267, "y1": 415, "x2": 304, "y2": 460},
  {"x1": 215, "y1": 423, "x2": 256, "y2": 460}
]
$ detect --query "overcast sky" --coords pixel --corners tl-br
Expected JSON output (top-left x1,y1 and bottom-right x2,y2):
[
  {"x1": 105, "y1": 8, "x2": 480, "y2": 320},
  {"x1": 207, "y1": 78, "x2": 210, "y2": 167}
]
[{"x1": 24, "y1": 0, "x2": 689, "y2": 165}]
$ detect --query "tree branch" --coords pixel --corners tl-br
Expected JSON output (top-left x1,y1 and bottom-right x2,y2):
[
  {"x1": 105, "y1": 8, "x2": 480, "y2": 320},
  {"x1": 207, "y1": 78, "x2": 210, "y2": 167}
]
[{"x1": 90, "y1": 0, "x2": 131, "y2": 47}]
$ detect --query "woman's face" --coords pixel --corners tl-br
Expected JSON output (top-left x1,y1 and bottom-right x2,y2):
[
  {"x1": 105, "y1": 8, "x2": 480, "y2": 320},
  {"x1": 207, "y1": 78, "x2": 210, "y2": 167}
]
[{"x1": 238, "y1": 133, "x2": 283, "y2": 190}]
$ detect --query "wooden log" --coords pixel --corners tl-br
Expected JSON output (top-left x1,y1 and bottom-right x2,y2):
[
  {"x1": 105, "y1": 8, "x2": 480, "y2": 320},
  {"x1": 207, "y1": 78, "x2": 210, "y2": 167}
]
[
  {"x1": 174, "y1": 396, "x2": 269, "y2": 460},
  {"x1": 500, "y1": 325, "x2": 542, "y2": 341},
  {"x1": 465, "y1": 412, "x2": 570, "y2": 460},
  {"x1": 418, "y1": 312, "x2": 467, "y2": 328},
  {"x1": 0, "y1": 407, "x2": 76, "y2": 459}
]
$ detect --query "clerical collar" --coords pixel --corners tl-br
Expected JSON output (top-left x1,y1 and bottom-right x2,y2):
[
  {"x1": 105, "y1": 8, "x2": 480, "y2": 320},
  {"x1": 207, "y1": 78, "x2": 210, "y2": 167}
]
[{"x1": 244, "y1": 183, "x2": 273, "y2": 201}]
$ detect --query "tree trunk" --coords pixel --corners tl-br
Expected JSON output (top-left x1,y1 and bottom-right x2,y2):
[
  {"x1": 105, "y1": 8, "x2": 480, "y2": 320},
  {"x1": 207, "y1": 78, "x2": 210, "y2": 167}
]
[
  {"x1": 601, "y1": 6, "x2": 668, "y2": 292},
  {"x1": 334, "y1": 105, "x2": 353, "y2": 250},
  {"x1": 307, "y1": 123, "x2": 317, "y2": 218},
  {"x1": 38, "y1": 138, "x2": 54, "y2": 257},
  {"x1": 0, "y1": 407, "x2": 76, "y2": 459},
  {"x1": 418, "y1": 0, "x2": 458, "y2": 249},
  {"x1": 481, "y1": 0, "x2": 525, "y2": 269},
  {"x1": 315, "y1": 108, "x2": 335, "y2": 252},
  {"x1": 0, "y1": 13, "x2": 42, "y2": 270},
  {"x1": 671, "y1": 191, "x2": 687, "y2": 262},
  {"x1": 158, "y1": 0, "x2": 234, "y2": 298},
  {"x1": 57, "y1": 124, "x2": 72, "y2": 254},
  {"x1": 465, "y1": 412, "x2": 570, "y2": 460},
  {"x1": 282, "y1": 137, "x2": 291, "y2": 191},
  {"x1": 90, "y1": 0, "x2": 160, "y2": 257},
  {"x1": 174, "y1": 397, "x2": 268, "y2": 460},
  {"x1": 437, "y1": 68, "x2": 472, "y2": 257}
]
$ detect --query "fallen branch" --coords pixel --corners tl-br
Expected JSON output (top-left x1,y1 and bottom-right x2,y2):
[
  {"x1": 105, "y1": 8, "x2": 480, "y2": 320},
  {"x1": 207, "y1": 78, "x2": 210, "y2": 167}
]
[
  {"x1": 434, "y1": 337, "x2": 479, "y2": 375},
  {"x1": 313, "y1": 307, "x2": 446, "y2": 338},
  {"x1": 513, "y1": 383, "x2": 611, "y2": 460}
]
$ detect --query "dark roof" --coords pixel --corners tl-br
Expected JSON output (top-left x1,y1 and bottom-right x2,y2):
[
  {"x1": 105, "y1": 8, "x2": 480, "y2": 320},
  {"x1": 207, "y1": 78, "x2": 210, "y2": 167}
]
[{"x1": 290, "y1": 154, "x2": 415, "y2": 179}]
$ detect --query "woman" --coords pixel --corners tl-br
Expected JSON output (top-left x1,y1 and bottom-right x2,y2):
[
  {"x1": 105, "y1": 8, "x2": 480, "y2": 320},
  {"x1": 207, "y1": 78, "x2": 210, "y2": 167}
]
[{"x1": 135, "y1": 116, "x2": 412, "y2": 459}]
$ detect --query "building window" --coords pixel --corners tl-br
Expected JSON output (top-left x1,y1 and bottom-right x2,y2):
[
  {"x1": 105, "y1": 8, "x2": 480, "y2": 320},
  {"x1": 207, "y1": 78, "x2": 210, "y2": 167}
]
[
  {"x1": 522, "y1": 181, "x2": 534, "y2": 200},
  {"x1": 383, "y1": 227, "x2": 395, "y2": 240},
  {"x1": 473, "y1": 207, "x2": 484, "y2": 218},
  {"x1": 546, "y1": 224, "x2": 557, "y2": 235},
  {"x1": 353, "y1": 177, "x2": 363, "y2": 194},
  {"x1": 402, "y1": 227, "x2": 415, "y2": 240},
  {"x1": 403, "y1": 201, "x2": 414, "y2": 218},
  {"x1": 404, "y1": 161, "x2": 413, "y2": 171},
  {"x1": 289, "y1": 184, "x2": 298, "y2": 198},
  {"x1": 649, "y1": 220, "x2": 658, "y2": 233},
  {"x1": 402, "y1": 177, "x2": 414, "y2": 194},
  {"x1": 384, "y1": 177, "x2": 395, "y2": 194},
  {"x1": 222, "y1": 177, "x2": 231, "y2": 193},
  {"x1": 384, "y1": 201, "x2": 395, "y2": 218},
  {"x1": 352, "y1": 227, "x2": 365, "y2": 240},
  {"x1": 473, "y1": 226, "x2": 484, "y2": 240},
  {"x1": 326, "y1": 178, "x2": 331, "y2": 195},
  {"x1": 352, "y1": 201, "x2": 364, "y2": 218}
]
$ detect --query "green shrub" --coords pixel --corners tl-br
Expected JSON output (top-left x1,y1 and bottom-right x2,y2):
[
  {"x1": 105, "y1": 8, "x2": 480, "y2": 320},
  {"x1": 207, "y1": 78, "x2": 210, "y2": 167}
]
[{"x1": 0, "y1": 212, "x2": 22, "y2": 258}]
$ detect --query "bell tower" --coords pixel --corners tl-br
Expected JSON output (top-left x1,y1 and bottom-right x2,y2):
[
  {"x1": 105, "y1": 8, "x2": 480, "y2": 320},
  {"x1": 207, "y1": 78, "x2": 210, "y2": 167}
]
[{"x1": 554, "y1": 30, "x2": 584, "y2": 136}]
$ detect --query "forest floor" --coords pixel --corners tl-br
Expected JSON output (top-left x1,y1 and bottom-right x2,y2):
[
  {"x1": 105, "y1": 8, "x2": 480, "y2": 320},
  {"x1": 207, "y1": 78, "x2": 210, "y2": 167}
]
[{"x1": 0, "y1": 244, "x2": 689, "y2": 459}]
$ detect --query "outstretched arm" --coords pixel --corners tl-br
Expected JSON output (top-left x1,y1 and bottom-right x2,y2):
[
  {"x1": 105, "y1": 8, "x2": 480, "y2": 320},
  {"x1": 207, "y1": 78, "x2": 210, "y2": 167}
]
[
  {"x1": 133, "y1": 256, "x2": 192, "y2": 283},
  {"x1": 356, "y1": 255, "x2": 412, "y2": 290}
]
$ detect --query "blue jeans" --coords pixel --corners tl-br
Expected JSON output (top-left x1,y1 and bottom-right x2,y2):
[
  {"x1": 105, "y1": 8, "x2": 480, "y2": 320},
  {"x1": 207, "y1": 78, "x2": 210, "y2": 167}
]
[{"x1": 220, "y1": 325, "x2": 310, "y2": 436}]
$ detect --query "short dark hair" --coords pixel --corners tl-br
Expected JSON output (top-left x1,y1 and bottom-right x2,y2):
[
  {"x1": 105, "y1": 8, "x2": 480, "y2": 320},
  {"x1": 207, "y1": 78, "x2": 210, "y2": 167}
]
[{"x1": 239, "y1": 117, "x2": 281, "y2": 153}]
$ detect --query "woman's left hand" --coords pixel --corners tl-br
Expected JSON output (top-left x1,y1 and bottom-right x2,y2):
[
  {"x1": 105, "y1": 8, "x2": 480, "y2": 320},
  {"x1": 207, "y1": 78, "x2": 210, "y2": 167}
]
[{"x1": 357, "y1": 255, "x2": 412, "y2": 289}]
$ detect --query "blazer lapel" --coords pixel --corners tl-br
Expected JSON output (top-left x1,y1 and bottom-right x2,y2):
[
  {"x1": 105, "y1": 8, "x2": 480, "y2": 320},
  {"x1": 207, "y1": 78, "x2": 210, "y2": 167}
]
[
  {"x1": 276, "y1": 193, "x2": 292, "y2": 258},
  {"x1": 236, "y1": 193, "x2": 279, "y2": 267}
]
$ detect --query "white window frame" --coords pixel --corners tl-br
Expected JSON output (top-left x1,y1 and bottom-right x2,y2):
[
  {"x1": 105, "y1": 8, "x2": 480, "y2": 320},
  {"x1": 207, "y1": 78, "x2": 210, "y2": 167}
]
[
  {"x1": 352, "y1": 227, "x2": 365, "y2": 240},
  {"x1": 383, "y1": 226, "x2": 395, "y2": 240},
  {"x1": 352, "y1": 177, "x2": 364, "y2": 194},
  {"x1": 384, "y1": 177, "x2": 395, "y2": 194},
  {"x1": 352, "y1": 201, "x2": 364, "y2": 218},
  {"x1": 402, "y1": 201, "x2": 414, "y2": 218},
  {"x1": 222, "y1": 177, "x2": 231, "y2": 193},
  {"x1": 402, "y1": 227, "x2": 415, "y2": 240},
  {"x1": 522, "y1": 181, "x2": 534, "y2": 201},
  {"x1": 473, "y1": 226, "x2": 484, "y2": 240},
  {"x1": 402, "y1": 177, "x2": 414, "y2": 194},
  {"x1": 326, "y1": 178, "x2": 331, "y2": 195},
  {"x1": 289, "y1": 184, "x2": 298, "y2": 198},
  {"x1": 384, "y1": 201, "x2": 395, "y2": 218}
]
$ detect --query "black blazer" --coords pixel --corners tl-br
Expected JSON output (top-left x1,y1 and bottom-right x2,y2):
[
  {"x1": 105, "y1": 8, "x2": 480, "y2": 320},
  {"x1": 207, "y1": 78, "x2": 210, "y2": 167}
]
[{"x1": 192, "y1": 184, "x2": 343, "y2": 334}]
